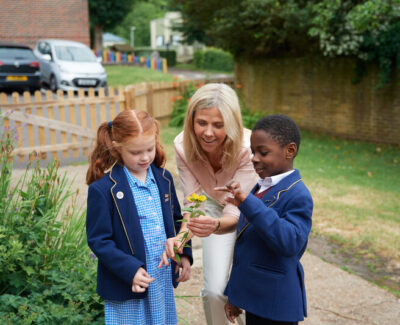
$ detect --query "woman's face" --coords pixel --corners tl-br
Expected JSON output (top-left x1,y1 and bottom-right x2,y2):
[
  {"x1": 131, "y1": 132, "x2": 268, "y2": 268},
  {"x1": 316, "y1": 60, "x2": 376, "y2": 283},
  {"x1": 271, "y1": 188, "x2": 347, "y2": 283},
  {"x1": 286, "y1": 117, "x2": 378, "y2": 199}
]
[{"x1": 193, "y1": 106, "x2": 227, "y2": 155}]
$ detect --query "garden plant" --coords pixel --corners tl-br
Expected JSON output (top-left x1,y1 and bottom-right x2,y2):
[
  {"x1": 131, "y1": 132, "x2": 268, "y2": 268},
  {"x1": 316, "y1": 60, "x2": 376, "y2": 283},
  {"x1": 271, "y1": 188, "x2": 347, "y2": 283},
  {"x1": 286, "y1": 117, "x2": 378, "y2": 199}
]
[{"x1": 0, "y1": 115, "x2": 104, "y2": 324}]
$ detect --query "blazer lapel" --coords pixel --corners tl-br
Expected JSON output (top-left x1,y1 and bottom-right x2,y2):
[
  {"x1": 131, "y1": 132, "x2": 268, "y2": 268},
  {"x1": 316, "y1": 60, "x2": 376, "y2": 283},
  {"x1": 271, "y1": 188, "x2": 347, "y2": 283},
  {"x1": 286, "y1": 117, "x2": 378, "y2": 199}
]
[
  {"x1": 236, "y1": 170, "x2": 302, "y2": 239},
  {"x1": 151, "y1": 165, "x2": 175, "y2": 238},
  {"x1": 109, "y1": 163, "x2": 144, "y2": 256},
  {"x1": 261, "y1": 170, "x2": 302, "y2": 206}
]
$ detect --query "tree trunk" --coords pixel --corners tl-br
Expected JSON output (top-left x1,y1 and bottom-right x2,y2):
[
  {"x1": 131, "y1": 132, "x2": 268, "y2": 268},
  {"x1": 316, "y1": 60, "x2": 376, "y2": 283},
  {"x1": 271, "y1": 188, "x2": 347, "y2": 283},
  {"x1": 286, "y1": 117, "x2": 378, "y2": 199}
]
[{"x1": 93, "y1": 25, "x2": 103, "y2": 51}]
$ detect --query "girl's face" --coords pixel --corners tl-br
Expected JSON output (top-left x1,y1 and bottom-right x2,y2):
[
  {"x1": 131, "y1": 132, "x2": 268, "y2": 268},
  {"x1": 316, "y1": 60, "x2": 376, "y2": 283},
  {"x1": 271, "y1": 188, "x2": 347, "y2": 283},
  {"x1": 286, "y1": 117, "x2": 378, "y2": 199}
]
[
  {"x1": 118, "y1": 134, "x2": 156, "y2": 177},
  {"x1": 250, "y1": 129, "x2": 295, "y2": 178},
  {"x1": 193, "y1": 106, "x2": 227, "y2": 155}
]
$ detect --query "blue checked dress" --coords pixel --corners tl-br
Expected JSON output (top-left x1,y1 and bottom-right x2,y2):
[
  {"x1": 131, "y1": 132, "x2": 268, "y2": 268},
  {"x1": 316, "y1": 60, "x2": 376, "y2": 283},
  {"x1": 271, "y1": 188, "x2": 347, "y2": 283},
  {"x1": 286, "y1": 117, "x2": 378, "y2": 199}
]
[{"x1": 104, "y1": 166, "x2": 177, "y2": 325}]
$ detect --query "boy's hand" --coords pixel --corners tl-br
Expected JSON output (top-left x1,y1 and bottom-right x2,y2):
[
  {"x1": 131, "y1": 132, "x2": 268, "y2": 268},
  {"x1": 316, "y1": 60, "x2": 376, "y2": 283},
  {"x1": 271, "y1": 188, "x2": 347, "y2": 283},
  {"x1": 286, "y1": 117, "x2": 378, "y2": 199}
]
[
  {"x1": 175, "y1": 256, "x2": 191, "y2": 282},
  {"x1": 215, "y1": 180, "x2": 247, "y2": 207},
  {"x1": 224, "y1": 300, "x2": 243, "y2": 323},
  {"x1": 132, "y1": 267, "x2": 154, "y2": 293}
]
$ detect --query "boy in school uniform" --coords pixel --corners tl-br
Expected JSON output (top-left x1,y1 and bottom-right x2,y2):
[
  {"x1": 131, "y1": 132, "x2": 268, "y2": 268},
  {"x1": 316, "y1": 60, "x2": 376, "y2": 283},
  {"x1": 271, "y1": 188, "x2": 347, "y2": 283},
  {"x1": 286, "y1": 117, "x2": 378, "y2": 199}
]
[{"x1": 216, "y1": 114, "x2": 313, "y2": 325}]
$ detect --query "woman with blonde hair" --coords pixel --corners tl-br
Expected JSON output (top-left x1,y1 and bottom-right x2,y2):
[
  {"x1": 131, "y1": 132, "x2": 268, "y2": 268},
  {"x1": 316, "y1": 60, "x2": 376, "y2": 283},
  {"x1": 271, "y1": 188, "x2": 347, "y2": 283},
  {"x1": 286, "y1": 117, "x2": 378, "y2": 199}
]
[{"x1": 162, "y1": 83, "x2": 258, "y2": 325}]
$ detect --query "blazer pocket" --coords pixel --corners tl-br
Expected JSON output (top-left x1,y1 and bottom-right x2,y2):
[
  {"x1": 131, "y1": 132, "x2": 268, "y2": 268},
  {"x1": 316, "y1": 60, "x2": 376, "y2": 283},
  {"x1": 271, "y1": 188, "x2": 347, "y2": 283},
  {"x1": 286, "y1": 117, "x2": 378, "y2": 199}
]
[{"x1": 250, "y1": 264, "x2": 285, "y2": 279}]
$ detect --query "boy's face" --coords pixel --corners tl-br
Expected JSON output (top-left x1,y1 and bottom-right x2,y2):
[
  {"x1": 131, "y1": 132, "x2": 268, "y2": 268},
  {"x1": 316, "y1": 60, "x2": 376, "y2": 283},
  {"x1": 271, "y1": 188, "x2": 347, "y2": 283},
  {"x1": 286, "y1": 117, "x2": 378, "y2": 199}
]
[{"x1": 250, "y1": 129, "x2": 296, "y2": 178}]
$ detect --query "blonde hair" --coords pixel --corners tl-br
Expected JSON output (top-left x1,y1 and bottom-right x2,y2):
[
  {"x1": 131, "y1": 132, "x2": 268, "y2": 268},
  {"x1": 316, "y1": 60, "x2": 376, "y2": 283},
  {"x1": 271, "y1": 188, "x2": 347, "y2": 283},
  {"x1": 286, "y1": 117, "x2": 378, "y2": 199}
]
[
  {"x1": 86, "y1": 110, "x2": 165, "y2": 185},
  {"x1": 183, "y1": 83, "x2": 243, "y2": 170}
]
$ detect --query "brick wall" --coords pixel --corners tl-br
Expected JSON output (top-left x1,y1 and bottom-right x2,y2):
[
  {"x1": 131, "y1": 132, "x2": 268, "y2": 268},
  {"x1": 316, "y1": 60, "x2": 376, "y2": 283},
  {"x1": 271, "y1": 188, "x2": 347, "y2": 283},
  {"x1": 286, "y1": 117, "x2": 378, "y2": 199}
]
[
  {"x1": 0, "y1": 0, "x2": 90, "y2": 49},
  {"x1": 236, "y1": 56, "x2": 400, "y2": 145}
]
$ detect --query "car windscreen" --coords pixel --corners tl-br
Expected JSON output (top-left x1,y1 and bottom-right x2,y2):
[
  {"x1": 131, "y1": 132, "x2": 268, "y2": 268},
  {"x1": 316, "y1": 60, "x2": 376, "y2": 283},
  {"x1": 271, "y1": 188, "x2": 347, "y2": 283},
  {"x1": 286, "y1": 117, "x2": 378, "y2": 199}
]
[
  {"x1": 54, "y1": 46, "x2": 97, "y2": 62},
  {"x1": 0, "y1": 47, "x2": 36, "y2": 60}
]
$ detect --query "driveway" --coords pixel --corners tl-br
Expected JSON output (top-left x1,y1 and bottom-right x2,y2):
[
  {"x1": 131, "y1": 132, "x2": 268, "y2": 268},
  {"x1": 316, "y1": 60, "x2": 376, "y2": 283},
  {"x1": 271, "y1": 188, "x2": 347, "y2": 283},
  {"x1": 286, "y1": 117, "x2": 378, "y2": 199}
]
[{"x1": 168, "y1": 67, "x2": 233, "y2": 81}]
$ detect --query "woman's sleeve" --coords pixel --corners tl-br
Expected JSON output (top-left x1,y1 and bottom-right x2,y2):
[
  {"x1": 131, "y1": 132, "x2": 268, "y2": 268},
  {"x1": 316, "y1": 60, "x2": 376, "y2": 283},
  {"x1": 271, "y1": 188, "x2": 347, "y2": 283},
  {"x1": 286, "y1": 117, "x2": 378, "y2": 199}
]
[
  {"x1": 222, "y1": 148, "x2": 258, "y2": 218},
  {"x1": 86, "y1": 183, "x2": 144, "y2": 285},
  {"x1": 175, "y1": 146, "x2": 202, "y2": 208}
]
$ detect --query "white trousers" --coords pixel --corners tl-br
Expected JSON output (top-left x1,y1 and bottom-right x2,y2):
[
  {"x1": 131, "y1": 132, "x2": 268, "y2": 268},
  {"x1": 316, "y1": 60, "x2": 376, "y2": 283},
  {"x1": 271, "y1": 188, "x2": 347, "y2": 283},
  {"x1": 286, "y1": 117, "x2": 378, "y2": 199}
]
[{"x1": 200, "y1": 196, "x2": 245, "y2": 325}]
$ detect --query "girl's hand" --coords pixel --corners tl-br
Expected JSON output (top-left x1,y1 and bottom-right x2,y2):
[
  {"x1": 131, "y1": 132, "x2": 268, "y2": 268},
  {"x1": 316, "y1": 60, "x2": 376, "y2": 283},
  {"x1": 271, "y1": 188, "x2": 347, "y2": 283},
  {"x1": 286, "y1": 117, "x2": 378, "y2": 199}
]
[
  {"x1": 176, "y1": 256, "x2": 191, "y2": 282},
  {"x1": 187, "y1": 215, "x2": 218, "y2": 237},
  {"x1": 224, "y1": 300, "x2": 243, "y2": 323},
  {"x1": 158, "y1": 236, "x2": 183, "y2": 268},
  {"x1": 214, "y1": 180, "x2": 247, "y2": 207},
  {"x1": 132, "y1": 267, "x2": 154, "y2": 293}
]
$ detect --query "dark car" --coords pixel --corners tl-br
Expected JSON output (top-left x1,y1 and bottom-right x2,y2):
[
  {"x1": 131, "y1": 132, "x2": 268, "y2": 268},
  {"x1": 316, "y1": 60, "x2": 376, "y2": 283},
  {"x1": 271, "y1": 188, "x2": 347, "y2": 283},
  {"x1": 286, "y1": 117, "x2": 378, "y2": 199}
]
[{"x1": 0, "y1": 42, "x2": 41, "y2": 93}]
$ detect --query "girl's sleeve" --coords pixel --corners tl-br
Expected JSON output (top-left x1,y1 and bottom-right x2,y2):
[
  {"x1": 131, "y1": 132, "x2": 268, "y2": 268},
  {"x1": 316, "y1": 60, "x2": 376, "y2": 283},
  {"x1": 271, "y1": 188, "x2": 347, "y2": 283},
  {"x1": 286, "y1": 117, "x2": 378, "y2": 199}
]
[
  {"x1": 86, "y1": 183, "x2": 144, "y2": 285},
  {"x1": 238, "y1": 186, "x2": 313, "y2": 257}
]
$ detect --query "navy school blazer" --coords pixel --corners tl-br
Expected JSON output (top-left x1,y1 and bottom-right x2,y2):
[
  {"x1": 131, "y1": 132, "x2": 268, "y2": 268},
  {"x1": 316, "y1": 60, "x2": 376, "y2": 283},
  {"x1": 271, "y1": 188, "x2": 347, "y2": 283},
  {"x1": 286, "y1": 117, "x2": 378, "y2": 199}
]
[
  {"x1": 224, "y1": 169, "x2": 313, "y2": 322},
  {"x1": 86, "y1": 162, "x2": 192, "y2": 301}
]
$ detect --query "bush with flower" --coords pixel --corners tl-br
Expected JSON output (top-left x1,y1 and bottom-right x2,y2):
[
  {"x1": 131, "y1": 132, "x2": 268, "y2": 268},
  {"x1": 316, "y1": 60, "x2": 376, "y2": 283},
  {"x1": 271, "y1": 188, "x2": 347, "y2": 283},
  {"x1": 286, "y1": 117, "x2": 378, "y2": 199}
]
[
  {"x1": 169, "y1": 82, "x2": 197, "y2": 128},
  {"x1": 0, "y1": 112, "x2": 103, "y2": 323}
]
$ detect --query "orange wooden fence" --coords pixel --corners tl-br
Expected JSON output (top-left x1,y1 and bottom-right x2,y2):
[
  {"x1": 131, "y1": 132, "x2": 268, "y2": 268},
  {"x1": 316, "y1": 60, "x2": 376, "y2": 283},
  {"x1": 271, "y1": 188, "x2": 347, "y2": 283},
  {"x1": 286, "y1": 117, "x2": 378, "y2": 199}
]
[{"x1": 0, "y1": 77, "x2": 234, "y2": 165}]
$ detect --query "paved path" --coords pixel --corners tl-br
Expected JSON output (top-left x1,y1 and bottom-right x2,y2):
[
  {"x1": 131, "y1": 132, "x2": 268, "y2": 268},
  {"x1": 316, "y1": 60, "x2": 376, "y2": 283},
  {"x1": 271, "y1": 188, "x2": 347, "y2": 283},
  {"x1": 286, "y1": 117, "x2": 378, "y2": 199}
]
[
  {"x1": 167, "y1": 67, "x2": 233, "y2": 81},
  {"x1": 14, "y1": 164, "x2": 398, "y2": 325}
]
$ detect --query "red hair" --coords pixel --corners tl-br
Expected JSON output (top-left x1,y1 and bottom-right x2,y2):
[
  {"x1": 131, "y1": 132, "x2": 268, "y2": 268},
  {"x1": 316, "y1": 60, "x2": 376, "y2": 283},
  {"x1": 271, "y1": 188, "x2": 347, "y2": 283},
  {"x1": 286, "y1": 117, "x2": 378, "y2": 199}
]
[{"x1": 86, "y1": 110, "x2": 166, "y2": 185}]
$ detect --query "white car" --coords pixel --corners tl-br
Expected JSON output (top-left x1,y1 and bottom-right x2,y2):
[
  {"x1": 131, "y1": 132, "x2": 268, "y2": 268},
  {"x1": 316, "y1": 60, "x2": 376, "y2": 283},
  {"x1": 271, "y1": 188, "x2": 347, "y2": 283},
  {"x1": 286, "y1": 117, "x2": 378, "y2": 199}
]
[{"x1": 34, "y1": 39, "x2": 107, "y2": 92}]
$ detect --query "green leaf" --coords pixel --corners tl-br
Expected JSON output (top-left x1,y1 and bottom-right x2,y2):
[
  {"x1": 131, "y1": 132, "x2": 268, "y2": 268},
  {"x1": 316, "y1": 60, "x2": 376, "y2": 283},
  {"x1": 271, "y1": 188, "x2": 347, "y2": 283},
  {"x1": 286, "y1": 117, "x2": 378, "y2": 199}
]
[{"x1": 173, "y1": 247, "x2": 181, "y2": 263}]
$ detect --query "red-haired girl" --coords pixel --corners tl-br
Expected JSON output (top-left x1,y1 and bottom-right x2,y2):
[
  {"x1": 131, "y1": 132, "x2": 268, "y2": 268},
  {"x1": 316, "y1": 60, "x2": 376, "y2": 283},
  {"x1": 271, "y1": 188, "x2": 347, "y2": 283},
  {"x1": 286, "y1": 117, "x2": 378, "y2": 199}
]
[{"x1": 86, "y1": 110, "x2": 192, "y2": 324}]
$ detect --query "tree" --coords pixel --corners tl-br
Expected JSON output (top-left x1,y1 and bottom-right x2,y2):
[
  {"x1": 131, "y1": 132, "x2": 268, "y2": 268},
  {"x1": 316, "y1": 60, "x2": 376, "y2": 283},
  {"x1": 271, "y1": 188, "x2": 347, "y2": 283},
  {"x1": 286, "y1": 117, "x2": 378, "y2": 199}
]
[
  {"x1": 111, "y1": 0, "x2": 168, "y2": 47},
  {"x1": 173, "y1": 0, "x2": 400, "y2": 86},
  {"x1": 308, "y1": 0, "x2": 400, "y2": 87},
  {"x1": 89, "y1": 0, "x2": 136, "y2": 50},
  {"x1": 171, "y1": 0, "x2": 316, "y2": 57}
]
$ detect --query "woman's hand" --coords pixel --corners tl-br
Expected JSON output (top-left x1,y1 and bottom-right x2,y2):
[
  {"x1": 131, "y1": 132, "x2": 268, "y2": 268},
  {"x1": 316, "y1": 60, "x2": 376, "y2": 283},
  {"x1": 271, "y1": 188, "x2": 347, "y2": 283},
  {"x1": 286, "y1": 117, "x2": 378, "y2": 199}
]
[
  {"x1": 132, "y1": 267, "x2": 154, "y2": 293},
  {"x1": 224, "y1": 300, "x2": 243, "y2": 323},
  {"x1": 176, "y1": 256, "x2": 191, "y2": 282},
  {"x1": 187, "y1": 215, "x2": 218, "y2": 237},
  {"x1": 214, "y1": 180, "x2": 247, "y2": 207}
]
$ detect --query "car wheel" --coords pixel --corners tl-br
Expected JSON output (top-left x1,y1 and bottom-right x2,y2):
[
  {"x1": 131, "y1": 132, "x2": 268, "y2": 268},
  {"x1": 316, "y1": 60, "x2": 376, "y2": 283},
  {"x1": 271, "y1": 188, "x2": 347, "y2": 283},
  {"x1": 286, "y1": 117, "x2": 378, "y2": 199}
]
[{"x1": 50, "y1": 75, "x2": 57, "y2": 92}]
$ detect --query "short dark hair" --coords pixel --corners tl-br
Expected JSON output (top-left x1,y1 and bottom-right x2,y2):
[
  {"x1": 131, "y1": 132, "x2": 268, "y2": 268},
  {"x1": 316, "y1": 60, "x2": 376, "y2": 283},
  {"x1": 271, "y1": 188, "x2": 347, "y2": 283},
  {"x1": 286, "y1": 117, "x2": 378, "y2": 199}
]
[{"x1": 252, "y1": 114, "x2": 301, "y2": 151}]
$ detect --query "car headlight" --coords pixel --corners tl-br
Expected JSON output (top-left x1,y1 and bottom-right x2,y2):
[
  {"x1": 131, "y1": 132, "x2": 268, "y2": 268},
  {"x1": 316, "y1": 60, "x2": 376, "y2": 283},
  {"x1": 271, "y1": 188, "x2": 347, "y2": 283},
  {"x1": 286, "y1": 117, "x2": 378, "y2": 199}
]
[{"x1": 59, "y1": 65, "x2": 70, "y2": 74}]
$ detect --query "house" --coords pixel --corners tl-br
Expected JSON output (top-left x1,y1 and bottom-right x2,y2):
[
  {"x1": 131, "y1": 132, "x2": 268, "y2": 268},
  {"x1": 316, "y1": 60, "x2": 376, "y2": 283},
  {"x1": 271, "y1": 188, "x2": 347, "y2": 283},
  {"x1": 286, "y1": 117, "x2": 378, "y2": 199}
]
[
  {"x1": 150, "y1": 12, "x2": 203, "y2": 62},
  {"x1": 0, "y1": 0, "x2": 90, "y2": 49},
  {"x1": 103, "y1": 32, "x2": 126, "y2": 48}
]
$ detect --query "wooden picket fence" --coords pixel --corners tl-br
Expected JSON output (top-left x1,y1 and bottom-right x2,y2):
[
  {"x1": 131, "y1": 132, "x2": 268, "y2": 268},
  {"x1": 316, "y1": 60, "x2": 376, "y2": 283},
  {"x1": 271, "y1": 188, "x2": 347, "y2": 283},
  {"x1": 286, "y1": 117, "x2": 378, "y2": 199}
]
[{"x1": 0, "y1": 77, "x2": 234, "y2": 166}]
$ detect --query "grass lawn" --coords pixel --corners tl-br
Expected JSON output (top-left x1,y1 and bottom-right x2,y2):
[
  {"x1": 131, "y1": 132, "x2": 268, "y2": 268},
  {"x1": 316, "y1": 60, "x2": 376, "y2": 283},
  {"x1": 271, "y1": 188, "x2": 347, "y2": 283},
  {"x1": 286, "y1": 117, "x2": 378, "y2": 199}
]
[
  {"x1": 105, "y1": 65, "x2": 174, "y2": 87},
  {"x1": 161, "y1": 125, "x2": 400, "y2": 295}
]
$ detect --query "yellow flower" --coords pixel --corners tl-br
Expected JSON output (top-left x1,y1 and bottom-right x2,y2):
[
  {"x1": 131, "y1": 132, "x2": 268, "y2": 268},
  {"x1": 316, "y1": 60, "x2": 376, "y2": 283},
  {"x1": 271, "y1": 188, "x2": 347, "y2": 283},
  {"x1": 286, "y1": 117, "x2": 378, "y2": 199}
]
[{"x1": 187, "y1": 193, "x2": 206, "y2": 203}]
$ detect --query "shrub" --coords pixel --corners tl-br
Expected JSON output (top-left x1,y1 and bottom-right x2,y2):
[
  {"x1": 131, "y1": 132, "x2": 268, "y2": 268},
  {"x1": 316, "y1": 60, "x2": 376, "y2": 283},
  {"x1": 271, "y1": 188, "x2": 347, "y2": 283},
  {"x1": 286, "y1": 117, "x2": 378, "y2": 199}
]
[
  {"x1": 0, "y1": 115, "x2": 104, "y2": 324},
  {"x1": 194, "y1": 48, "x2": 234, "y2": 72},
  {"x1": 241, "y1": 107, "x2": 264, "y2": 130},
  {"x1": 158, "y1": 50, "x2": 177, "y2": 67},
  {"x1": 169, "y1": 83, "x2": 197, "y2": 127}
]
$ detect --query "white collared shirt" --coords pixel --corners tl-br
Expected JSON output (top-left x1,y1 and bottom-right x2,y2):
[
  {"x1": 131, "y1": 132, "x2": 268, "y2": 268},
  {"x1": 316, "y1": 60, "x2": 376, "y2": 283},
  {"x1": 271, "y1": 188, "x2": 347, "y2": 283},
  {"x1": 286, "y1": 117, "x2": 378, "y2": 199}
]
[{"x1": 257, "y1": 169, "x2": 295, "y2": 193}]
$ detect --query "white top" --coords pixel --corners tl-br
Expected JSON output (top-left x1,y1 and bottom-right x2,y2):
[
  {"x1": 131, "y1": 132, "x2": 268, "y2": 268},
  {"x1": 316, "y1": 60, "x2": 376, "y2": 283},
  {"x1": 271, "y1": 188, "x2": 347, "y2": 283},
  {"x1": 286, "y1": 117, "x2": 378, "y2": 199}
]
[{"x1": 257, "y1": 169, "x2": 295, "y2": 193}]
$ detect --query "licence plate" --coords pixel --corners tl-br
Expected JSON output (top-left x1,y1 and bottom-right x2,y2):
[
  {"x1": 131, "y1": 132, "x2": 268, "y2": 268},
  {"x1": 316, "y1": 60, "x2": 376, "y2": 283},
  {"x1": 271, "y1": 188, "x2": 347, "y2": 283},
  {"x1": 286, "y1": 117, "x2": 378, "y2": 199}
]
[
  {"x1": 7, "y1": 76, "x2": 28, "y2": 81},
  {"x1": 77, "y1": 79, "x2": 96, "y2": 86}
]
